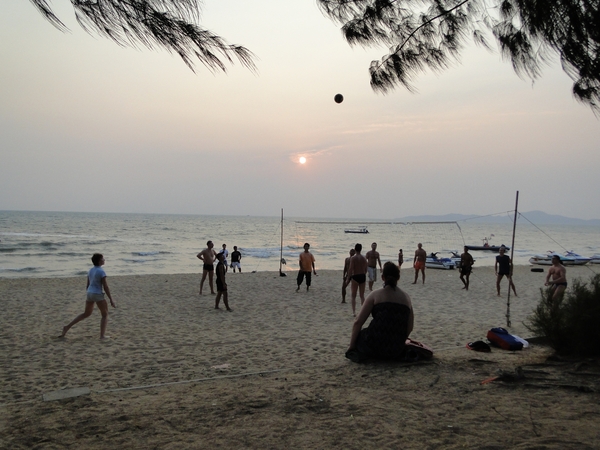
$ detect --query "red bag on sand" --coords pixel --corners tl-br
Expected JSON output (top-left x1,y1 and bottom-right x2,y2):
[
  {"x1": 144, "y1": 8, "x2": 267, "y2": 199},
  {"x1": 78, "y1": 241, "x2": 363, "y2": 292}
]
[{"x1": 404, "y1": 338, "x2": 434, "y2": 360}]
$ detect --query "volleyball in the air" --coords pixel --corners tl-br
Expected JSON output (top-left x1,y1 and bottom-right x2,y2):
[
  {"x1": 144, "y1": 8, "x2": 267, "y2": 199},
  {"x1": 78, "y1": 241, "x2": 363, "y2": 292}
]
[{"x1": 334, "y1": 94, "x2": 344, "y2": 104}]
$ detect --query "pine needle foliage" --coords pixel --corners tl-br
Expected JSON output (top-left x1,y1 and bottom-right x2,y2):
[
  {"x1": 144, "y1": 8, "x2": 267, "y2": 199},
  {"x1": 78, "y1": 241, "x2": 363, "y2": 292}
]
[
  {"x1": 28, "y1": 0, "x2": 256, "y2": 73},
  {"x1": 317, "y1": 0, "x2": 600, "y2": 114},
  {"x1": 526, "y1": 274, "x2": 600, "y2": 356}
]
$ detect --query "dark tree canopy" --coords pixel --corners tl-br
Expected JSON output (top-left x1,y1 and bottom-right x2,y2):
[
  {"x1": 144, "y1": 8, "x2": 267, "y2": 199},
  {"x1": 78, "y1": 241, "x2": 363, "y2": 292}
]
[
  {"x1": 317, "y1": 0, "x2": 600, "y2": 114},
  {"x1": 29, "y1": 0, "x2": 256, "y2": 73}
]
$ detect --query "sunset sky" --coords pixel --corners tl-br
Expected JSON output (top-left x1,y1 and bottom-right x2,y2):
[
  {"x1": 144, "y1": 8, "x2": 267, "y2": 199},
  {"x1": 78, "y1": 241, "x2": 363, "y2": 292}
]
[{"x1": 1, "y1": 0, "x2": 599, "y2": 220}]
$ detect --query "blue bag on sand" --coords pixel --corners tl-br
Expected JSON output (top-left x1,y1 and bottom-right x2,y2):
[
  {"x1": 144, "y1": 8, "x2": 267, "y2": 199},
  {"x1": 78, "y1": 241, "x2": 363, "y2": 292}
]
[{"x1": 486, "y1": 327, "x2": 524, "y2": 351}]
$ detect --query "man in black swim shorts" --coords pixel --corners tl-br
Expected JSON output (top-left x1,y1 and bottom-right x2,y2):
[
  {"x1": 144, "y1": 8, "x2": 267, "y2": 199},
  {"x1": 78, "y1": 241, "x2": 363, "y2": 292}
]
[
  {"x1": 346, "y1": 243, "x2": 368, "y2": 316},
  {"x1": 197, "y1": 240, "x2": 217, "y2": 295},
  {"x1": 459, "y1": 246, "x2": 474, "y2": 290},
  {"x1": 352, "y1": 274, "x2": 366, "y2": 284},
  {"x1": 545, "y1": 255, "x2": 567, "y2": 300}
]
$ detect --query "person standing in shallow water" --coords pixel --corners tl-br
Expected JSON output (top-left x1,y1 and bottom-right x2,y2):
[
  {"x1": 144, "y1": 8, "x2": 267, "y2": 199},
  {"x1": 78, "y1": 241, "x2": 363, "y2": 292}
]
[
  {"x1": 60, "y1": 253, "x2": 116, "y2": 340},
  {"x1": 296, "y1": 242, "x2": 317, "y2": 291}
]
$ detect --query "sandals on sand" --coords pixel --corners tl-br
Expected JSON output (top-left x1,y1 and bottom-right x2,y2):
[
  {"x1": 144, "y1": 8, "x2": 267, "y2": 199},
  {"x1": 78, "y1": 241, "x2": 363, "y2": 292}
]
[{"x1": 466, "y1": 341, "x2": 491, "y2": 352}]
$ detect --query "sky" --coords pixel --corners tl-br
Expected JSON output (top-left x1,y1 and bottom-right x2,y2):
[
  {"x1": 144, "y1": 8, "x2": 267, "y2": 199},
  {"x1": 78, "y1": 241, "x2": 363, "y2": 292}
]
[{"x1": 1, "y1": 1, "x2": 599, "y2": 220}]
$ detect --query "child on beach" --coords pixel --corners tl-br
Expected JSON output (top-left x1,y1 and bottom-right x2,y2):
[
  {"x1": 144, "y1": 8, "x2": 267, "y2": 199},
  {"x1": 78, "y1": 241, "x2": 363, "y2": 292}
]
[
  {"x1": 215, "y1": 252, "x2": 232, "y2": 311},
  {"x1": 60, "y1": 253, "x2": 116, "y2": 339}
]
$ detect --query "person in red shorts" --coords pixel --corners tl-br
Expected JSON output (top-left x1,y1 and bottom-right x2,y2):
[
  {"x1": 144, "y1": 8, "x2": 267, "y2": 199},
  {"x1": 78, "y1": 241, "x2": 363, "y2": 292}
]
[{"x1": 412, "y1": 243, "x2": 427, "y2": 284}]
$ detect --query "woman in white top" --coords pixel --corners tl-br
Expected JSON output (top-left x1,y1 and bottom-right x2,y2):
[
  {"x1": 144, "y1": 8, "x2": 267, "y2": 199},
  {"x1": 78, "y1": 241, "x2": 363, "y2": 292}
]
[{"x1": 60, "y1": 253, "x2": 116, "y2": 340}]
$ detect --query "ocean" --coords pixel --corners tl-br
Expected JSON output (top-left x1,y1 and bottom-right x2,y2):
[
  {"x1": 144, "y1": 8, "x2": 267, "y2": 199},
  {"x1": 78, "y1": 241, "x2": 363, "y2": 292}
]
[{"x1": 1, "y1": 210, "x2": 599, "y2": 278}]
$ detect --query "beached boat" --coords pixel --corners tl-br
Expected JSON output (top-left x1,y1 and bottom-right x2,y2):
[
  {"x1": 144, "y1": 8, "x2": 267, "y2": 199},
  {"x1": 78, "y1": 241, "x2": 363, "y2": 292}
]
[
  {"x1": 449, "y1": 251, "x2": 476, "y2": 269},
  {"x1": 344, "y1": 226, "x2": 369, "y2": 234},
  {"x1": 589, "y1": 254, "x2": 600, "y2": 264},
  {"x1": 564, "y1": 251, "x2": 592, "y2": 265},
  {"x1": 426, "y1": 252, "x2": 456, "y2": 270},
  {"x1": 528, "y1": 251, "x2": 589, "y2": 266}
]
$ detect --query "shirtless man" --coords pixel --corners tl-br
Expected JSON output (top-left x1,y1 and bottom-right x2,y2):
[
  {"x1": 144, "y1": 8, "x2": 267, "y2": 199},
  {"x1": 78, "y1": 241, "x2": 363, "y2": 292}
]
[
  {"x1": 413, "y1": 243, "x2": 427, "y2": 284},
  {"x1": 545, "y1": 255, "x2": 567, "y2": 300},
  {"x1": 366, "y1": 242, "x2": 382, "y2": 291},
  {"x1": 341, "y1": 248, "x2": 356, "y2": 303},
  {"x1": 459, "y1": 246, "x2": 474, "y2": 290},
  {"x1": 346, "y1": 243, "x2": 368, "y2": 316},
  {"x1": 296, "y1": 243, "x2": 317, "y2": 292},
  {"x1": 197, "y1": 240, "x2": 217, "y2": 295}
]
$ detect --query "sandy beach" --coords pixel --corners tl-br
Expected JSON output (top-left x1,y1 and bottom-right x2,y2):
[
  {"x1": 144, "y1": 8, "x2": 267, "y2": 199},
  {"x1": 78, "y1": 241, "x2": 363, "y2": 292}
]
[{"x1": 2, "y1": 264, "x2": 600, "y2": 448}]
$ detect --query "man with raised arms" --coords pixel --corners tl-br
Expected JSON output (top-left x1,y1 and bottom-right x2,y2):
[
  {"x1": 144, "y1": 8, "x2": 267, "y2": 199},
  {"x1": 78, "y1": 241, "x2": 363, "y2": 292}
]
[
  {"x1": 197, "y1": 240, "x2": 217, "y2": 295},
  {"x1": 413, "y1": 243, "x2": 427, "y2": 284},
  {"x1": 341, "y1": 248, "x2": 356, "y2": 303},
  {"x1": 346, "y1": 243, "x2": 368, "y2": 316},
  {"x1": 366, "y1": 242, "x2": 382, "y2": 291},
  {"x1": 545, "y1": 254, "x2": 567, "y2": 300}
]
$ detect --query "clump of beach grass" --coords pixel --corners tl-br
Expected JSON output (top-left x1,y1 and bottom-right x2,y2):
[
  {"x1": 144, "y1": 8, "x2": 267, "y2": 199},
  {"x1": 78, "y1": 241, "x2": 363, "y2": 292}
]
[{"x1": 526, "y1": 274, "x2": 600, "y2": 356}]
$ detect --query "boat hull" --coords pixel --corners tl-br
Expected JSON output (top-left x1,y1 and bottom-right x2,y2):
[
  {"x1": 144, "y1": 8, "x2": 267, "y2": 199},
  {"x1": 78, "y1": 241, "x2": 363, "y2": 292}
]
[
  {"x1": 529, "y1": 255, "x2": 589, "y2": 266},
  {"x1": 465, "y1": 245, "x2": 509, "y2": 252},
  {"x1": 425, "y1": 259, "x2": 455, "y2": 270}
]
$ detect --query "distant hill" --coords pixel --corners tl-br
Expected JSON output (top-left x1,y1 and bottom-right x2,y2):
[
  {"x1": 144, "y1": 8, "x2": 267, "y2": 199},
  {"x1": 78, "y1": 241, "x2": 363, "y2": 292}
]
[{"x1": 394, "y1": 211, "x2": 600, "y2": 226}]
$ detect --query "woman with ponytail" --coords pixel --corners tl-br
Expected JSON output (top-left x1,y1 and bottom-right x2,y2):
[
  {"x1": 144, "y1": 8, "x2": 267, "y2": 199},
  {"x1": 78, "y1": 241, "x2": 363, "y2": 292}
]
[{"x1": 346, "y1": 261, "x2": 414, "y2": 362}]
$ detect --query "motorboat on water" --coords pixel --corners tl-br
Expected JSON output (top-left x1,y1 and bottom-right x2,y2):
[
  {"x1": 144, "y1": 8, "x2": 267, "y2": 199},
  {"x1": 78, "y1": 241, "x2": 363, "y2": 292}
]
[
  {"x1": 465, "y1": 236, "x2": 509, "y2": 252},
  {"x1": 465, "y1": 244, "x2": 510, "y2": 252},
  {"x1": 344, "y1": 226, "x2": 369, "y2": 234},
  {"x1": 529, "y1": 251, "x2": 590, "y2": 266},
  {"x1": 426, "y1": 252, "x2": 456, "y2": 270}
]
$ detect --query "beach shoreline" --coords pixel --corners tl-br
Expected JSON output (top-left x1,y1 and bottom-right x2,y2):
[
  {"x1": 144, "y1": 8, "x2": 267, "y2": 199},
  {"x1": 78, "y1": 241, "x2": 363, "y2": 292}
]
[{"x1": 2, "y1": 265, "x2": 599, "y2": 448}]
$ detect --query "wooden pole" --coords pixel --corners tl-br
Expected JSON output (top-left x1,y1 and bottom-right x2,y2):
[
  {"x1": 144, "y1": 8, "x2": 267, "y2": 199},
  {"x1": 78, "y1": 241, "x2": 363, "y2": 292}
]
[
  {"x1": 506, "y1": 191, "x2": 519, "y2": 327},
  {"x1": 279, "y1": 208, "x2": 286, "y2": 276}
]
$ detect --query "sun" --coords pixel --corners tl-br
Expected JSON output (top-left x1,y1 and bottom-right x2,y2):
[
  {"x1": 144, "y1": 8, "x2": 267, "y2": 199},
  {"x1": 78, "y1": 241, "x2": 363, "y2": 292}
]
[{"x1": 299, "y1": 156, "x2": 307, "y2": 164}]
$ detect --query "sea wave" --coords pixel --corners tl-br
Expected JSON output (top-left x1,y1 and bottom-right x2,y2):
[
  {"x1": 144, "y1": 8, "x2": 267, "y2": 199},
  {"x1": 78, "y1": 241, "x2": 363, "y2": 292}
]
[
  {"x1": 131, "y1": 251, "x2": 171, "y2": 256},
  {"x1": 0, "y1": 267, "x2": 38, "y2": 273}
]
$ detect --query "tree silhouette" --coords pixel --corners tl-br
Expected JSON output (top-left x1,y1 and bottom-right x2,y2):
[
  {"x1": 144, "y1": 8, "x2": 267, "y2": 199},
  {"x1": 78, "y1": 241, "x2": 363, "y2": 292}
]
[
  {"x1": 29, "y1": 0, "x2": 256, "y2": 73},
  {"x1": 318, "y1": 0, "x2": 600, "y2": 114}
]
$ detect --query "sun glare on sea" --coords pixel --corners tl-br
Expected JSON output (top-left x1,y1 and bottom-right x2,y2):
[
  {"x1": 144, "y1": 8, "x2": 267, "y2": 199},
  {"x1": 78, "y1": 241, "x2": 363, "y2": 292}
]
[{"x1": 299, "y1": 157, "x2": 307, "y2": 164}]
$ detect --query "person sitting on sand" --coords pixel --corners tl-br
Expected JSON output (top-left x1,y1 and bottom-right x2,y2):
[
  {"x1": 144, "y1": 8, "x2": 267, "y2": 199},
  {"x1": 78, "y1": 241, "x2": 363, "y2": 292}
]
[
  {"x1": 215, "y1": 252, "x2": 232, "y2": 311},
  {"x1": 346, "y1": 262, "x2": 414, "y2": 362},
  {"x1": 60, "y1": 253, "x2": 116, "y2": 340}
]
